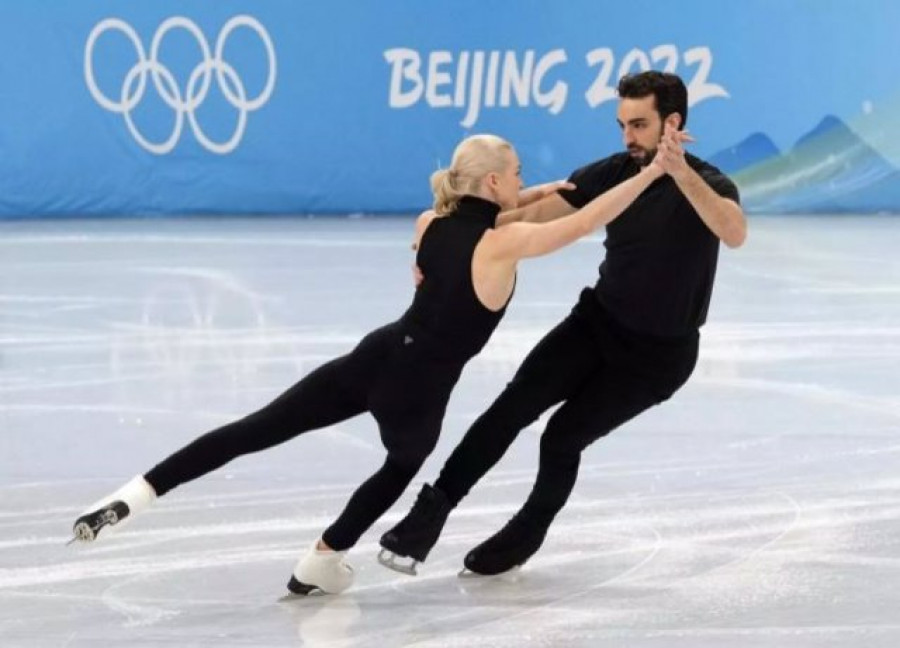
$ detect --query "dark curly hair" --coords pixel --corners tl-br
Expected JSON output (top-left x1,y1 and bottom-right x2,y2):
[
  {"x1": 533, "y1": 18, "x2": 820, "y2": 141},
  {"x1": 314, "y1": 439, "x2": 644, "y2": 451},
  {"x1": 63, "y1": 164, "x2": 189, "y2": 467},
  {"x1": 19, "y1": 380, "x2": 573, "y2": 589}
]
[{"x1": 617, "y1": 71, "x2": 688, "y2": 129}]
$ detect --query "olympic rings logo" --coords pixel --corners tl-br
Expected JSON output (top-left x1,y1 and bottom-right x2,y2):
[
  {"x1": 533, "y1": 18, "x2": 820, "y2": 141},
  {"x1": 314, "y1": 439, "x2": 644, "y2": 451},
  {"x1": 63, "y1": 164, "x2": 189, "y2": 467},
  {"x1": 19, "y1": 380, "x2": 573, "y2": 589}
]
[{"x1": 84, "y1": 16, "x2": 276, "y2": 155}]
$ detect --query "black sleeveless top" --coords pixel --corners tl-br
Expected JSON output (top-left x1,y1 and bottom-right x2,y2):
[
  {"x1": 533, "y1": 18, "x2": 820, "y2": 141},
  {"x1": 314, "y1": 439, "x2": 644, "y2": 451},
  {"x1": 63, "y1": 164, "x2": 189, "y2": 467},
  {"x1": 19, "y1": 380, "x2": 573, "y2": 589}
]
[{"x1": 399, "y1": 196, "x2": 513, "y2": 362}]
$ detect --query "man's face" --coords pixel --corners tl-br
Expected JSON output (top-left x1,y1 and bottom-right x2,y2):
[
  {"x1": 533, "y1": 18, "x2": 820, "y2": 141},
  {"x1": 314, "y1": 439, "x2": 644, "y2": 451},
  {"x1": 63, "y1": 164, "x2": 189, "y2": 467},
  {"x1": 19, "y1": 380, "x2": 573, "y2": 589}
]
[{"x1": 616, "y1": 95, "x2": 664, "y2": 166}]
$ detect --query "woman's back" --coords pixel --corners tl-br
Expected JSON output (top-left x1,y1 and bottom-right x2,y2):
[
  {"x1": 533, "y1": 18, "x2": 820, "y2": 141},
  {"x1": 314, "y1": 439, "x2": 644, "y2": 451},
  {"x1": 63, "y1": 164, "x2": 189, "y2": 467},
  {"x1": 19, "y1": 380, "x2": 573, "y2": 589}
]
[{"x1": 399, "y1": 196, "x2": 510, "y2": 362}]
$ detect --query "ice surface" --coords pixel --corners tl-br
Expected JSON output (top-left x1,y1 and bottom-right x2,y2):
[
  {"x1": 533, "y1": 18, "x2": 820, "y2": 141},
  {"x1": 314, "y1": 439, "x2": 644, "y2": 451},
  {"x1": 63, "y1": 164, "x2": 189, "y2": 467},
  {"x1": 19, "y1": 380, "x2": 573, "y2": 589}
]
[{"x1": 1, "y1": 215, "x2": 898, "y2": 647}]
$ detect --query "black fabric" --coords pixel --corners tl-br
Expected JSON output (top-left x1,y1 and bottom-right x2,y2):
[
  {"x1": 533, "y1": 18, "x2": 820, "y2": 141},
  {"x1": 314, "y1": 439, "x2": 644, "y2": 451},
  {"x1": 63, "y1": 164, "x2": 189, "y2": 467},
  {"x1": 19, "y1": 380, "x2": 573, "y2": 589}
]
[
  {"x1": 434, "y1": 290, "x2": 698, "y2": 516},
  {"x1": 399, "y1": 195, "x2": 509, "y2": 360},
  {"x1": 558, "y1": 152, "x2": 739, "y2": 337},
  {"x1": 144, "y1": 197, "x2": 507, "y2": 551},
  {"x1": 428, "y1": 152, "x2": 734, "y2": 551},
  {"x1": 145, "y1": 322, "x2": 458, "y2": 483}
]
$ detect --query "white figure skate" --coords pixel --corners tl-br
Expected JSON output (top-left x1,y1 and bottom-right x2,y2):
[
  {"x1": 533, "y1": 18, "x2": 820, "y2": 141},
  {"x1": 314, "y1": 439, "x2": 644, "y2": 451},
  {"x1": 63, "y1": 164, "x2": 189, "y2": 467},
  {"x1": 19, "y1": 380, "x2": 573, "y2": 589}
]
[
  {"x1": 287, "y1": 540, "x2": 355, "y2": 595},
  {"x1": 69, "y1": 475, "x2": 157, "y2": 544}
]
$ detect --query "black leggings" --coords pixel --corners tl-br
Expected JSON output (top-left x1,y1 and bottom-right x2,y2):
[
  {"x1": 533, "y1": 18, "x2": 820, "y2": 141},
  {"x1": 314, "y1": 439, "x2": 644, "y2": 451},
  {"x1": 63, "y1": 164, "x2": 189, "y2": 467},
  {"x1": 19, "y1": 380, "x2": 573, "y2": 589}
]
[
  {"x1": 435, "y1": 290, "x2": 698, "y2": 528},
  {"x1": 145, "y1": 322, "x2": 462, "y2": 551}
]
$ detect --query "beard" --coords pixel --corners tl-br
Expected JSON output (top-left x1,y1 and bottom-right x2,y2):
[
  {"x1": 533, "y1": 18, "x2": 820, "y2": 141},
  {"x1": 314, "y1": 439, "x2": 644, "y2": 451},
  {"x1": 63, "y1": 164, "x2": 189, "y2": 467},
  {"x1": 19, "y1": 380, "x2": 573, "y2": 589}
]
[
  {"x1": 627, "y1": 124, "x2": 664, "y2": 166},
  {"x1": 627, "y1": 146, "x2": 658, "y2": 167}
]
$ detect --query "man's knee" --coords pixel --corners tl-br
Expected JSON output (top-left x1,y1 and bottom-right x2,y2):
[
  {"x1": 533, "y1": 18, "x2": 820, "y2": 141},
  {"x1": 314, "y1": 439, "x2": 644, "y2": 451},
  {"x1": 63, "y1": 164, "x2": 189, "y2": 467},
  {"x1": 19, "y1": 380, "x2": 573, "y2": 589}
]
[
  {"x1": 538, "y1": 432, "x2": 583, "y2": 466},
  {"x1": 540, "y1": 404, "x2": 607, "y2": 455},
  {"x1": 477, "y1": 377, "x2": 551, "y2": 432}
]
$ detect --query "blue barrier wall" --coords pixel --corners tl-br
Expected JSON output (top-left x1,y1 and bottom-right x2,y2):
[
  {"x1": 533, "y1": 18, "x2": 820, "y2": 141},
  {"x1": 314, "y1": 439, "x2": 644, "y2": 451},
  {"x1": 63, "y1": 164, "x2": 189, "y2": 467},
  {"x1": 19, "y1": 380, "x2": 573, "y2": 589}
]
[{"x1": 2, "y1": 1, "x2": 898, "y2": 217}]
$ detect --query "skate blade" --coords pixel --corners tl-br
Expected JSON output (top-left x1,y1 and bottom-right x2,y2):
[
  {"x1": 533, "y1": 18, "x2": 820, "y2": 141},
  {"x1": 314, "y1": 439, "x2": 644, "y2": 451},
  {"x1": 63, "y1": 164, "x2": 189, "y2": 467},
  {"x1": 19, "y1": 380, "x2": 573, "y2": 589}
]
[
  {"x1": 279, "y1": 589, "x2": 327, "y2": 601},
  {"x1": 67, "y1": 502, "x2": 130, "y2": 547},
  {"x1": 285, "y1": 576, "x2": 326, "y2": 597},
  {"x1": 66, "y1": 522, "x2": 96, "y2": 546},
  {"x1": 458, "y1": 565, "x2": 522, "y2": 579},
  {"x1": 377, "y1": 549, "x2": 418, "y2": 576}
]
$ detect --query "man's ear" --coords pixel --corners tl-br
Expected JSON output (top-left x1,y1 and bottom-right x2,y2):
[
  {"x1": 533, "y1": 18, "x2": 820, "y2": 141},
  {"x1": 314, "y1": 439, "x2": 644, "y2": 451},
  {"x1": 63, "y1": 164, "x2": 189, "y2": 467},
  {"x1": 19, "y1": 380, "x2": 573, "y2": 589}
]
[{"x1": 665, "y1": 112, "x2": 683, "y2": 130}]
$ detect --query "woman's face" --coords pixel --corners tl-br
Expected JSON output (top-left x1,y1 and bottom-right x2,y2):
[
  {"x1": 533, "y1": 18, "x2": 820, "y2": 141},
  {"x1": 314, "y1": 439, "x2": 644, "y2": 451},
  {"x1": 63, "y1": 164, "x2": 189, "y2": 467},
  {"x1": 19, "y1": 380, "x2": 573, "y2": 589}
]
[{"x1": 489, "y1": 148, "x2": 522, "y2": 210}]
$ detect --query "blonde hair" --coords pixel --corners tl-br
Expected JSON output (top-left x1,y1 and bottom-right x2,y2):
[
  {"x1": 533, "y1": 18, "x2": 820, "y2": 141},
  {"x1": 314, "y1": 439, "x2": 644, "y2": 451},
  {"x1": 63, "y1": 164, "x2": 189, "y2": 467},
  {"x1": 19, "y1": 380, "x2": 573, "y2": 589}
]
[{"x1": 431, "y1": 134, "x2": 514, "y2": 215}]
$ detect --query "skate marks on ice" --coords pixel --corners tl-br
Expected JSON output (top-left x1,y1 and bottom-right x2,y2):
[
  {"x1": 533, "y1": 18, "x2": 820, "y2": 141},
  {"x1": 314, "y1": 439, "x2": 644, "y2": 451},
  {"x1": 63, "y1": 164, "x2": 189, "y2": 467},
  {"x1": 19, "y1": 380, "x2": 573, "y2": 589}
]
[
  {"x1": 3, "y1": 455, "x2": 900, "y2": 644},
  {"x1": 278, "y1": 478, "x2": 900, "y2": 647},
  {"x1": 345, "y1": 483, "x2": 900, "y2": 647},
  {"x1": 3, "y1": 454, "x2": 900, "y2": 645},
  {"x1": 0, "y1": 471, "x2": 900, "y2": 645}
]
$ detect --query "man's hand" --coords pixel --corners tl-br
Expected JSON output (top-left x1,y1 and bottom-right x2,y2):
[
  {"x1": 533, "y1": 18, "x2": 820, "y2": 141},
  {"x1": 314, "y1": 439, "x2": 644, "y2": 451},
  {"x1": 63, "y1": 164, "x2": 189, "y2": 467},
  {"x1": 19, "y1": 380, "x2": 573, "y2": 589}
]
[
  {"x1": 653, "y1": 125, "x2": 695, "y2": 181},
  {"x1": 517, "y1": 179, "x2": 576, "y2": 208}
]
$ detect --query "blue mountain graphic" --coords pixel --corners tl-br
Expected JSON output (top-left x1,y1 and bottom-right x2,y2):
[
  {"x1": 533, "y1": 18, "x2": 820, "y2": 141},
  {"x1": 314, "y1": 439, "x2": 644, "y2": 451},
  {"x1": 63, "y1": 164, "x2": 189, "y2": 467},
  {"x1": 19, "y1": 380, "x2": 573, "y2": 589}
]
[
  {"x1": 708, "y1": 132, "x2": 780, "y2": 174},
  {"x1": 726, "y1": 115, "x2": 900, "y2": 213}
]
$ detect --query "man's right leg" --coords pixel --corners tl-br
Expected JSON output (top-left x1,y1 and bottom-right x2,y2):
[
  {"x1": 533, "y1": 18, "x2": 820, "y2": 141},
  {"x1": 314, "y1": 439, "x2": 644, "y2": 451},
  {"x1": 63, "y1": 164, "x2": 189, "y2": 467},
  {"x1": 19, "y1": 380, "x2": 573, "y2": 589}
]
[
  {"x1": 463, "y1": 346, "x2": 694, "y2": 575},
  {"x1": 434, "y1": 314, "x2": 600, "y2": 506},
  {"x1": 380, "y1": 310, "x2": 601, "y2": 566}
]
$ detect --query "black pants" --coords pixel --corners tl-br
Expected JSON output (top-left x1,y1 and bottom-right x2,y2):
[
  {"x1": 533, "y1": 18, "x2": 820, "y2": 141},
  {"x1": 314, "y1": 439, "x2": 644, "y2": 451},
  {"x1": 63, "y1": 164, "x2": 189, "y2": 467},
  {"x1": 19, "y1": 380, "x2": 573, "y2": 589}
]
[
  {"x1": 145, "y1": 322, "x2": 463, "y2": 551},
  {"x1": 434, "y1": 289, "x2": 698, "y2": 528}
]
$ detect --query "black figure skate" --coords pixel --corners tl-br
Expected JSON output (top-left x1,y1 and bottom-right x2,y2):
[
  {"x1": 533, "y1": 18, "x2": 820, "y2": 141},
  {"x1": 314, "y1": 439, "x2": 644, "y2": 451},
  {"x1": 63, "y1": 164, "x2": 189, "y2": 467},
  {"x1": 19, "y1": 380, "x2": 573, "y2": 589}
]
[
  {"x1": 378, "y1": 484, "x2": 451, "y2": 575},
  {"x1": 462, "y1": 510, "x2": 548, "y2": 576}
]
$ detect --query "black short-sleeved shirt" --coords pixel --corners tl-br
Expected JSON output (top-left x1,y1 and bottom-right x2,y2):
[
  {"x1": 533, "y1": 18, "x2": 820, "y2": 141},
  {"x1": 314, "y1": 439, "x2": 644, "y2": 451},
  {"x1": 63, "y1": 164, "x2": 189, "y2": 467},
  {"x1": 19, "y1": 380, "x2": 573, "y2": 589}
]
[{"x1": 558, "y1": 152, "x2": 740, "y2": 337}]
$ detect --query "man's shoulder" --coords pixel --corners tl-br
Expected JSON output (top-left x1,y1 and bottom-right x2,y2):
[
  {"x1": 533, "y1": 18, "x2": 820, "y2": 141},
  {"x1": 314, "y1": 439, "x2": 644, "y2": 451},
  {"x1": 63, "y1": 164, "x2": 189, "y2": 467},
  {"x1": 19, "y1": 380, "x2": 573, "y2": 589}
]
[
  {"x1": 685, "y1": 153, "x2": 740, "y2": 202},
  {"x1": 686, "y1": 153, "x2": 728, "y2": 179},
  {"x1": 569, "y1": 152, "x2": 632, "y2": 183},
  {"x1": 561, "y1": 152, "x2": 634, "y2": 207},
  {"x1": 580, "y1": 151, "x2": 632, "y2": 171}
]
